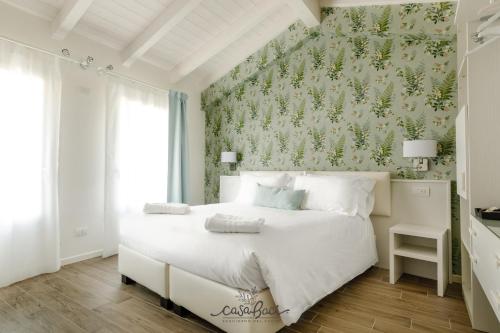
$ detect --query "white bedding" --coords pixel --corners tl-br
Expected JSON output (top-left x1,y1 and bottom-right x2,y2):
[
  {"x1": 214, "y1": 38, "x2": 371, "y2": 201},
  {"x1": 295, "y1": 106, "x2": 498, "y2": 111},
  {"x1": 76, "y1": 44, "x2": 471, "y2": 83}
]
[{"x1": 120, "y1": 203, "x2": 377, "y2": 325}]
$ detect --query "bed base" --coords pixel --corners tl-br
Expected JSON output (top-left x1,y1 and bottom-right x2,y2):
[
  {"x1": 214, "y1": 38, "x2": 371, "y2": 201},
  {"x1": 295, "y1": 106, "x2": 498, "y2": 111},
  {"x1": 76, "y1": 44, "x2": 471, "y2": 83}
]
[
  {"x1": 118, "y1": 245, "x2": 285, "y2": 333},
  {"x1": 121, "y1": 275, "x2": 136, "y2": 285},
  {"x1": 118, "y1": 245, "x2": 169, "y2": 298},
  {"x1": 169, "y1": 265, "x2": 285, "y2": 333}
]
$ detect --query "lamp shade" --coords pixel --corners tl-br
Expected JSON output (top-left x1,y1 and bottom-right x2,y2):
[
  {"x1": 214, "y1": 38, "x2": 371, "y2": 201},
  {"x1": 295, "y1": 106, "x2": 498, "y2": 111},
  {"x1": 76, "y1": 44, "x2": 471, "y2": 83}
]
[
  {"x1": 221, "y1": 151, "x2": 237, "y2": 163},
  {"x1": 403, "y1": 140, "x2": 437, "y2": 158}
]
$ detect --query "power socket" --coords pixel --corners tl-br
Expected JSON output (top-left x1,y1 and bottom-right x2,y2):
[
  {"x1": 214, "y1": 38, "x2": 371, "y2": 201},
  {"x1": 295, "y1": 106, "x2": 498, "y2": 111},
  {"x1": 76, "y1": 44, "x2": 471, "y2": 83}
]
[
  {"x1": 413, "y1": 186, "x2": 430, "y2": 197},
  {"x1": 74, "y1": 227, "x2": 88, "y2": 237}
]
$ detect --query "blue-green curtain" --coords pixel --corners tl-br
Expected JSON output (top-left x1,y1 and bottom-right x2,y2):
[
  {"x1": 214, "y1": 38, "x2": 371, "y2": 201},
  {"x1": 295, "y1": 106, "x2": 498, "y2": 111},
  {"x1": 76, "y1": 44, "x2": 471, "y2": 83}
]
[{"x1": 167, "y1": 91, "x2": 189, "y2": 203}]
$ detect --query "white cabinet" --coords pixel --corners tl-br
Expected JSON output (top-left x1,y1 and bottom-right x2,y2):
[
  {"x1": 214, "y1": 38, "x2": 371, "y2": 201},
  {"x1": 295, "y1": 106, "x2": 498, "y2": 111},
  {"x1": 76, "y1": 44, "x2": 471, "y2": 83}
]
[
  {"x1": 456, "y1": 1, "x2": 500, "y2": 330},
  {"x1": 456, "y1": 106, "x2": 467, "y2": 199},
  {"x1": 471, "y1": 216, "x2": 500, "y2": 322}
]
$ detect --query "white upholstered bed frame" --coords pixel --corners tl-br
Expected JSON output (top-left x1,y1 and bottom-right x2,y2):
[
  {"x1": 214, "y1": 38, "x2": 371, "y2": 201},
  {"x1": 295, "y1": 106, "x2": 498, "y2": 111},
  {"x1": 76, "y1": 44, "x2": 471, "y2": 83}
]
[{"x1": 119, "y1": 171, "x2": 451, "y2": 333}]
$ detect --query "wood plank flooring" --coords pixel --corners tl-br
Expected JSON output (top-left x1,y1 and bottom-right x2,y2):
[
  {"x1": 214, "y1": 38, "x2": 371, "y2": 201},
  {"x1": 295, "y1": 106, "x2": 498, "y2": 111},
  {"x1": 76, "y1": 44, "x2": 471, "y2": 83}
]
[{"x1": 0, "y1": 256, "x2": 476, "y2": 333}]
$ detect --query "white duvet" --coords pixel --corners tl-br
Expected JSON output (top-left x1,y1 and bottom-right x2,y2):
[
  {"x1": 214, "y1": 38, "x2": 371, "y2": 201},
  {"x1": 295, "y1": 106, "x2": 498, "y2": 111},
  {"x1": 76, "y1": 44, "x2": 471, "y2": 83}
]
[{"x1": 120, "y1": 203, "x2": 378, "y2": 325}]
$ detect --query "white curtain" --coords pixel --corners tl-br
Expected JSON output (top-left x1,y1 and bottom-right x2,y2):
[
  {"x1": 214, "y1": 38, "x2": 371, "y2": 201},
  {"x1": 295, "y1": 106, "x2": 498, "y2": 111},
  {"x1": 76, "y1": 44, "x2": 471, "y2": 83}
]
[
  {"x1": 0, "y1": 40, "x2": 62, "y2": 287},
  {"x1": 104, "y1": 78, "x2": 169, "y2": 257}
]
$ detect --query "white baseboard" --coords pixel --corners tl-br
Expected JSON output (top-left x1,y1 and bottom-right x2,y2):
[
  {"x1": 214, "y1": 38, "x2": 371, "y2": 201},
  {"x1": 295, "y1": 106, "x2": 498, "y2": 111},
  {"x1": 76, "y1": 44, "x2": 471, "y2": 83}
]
[
  {"x1": 60, "y1": 249, "x2": 102, "y2": 266},
  {"x1": 452, "y1": 274, "x2": 462, "y2": 284}
]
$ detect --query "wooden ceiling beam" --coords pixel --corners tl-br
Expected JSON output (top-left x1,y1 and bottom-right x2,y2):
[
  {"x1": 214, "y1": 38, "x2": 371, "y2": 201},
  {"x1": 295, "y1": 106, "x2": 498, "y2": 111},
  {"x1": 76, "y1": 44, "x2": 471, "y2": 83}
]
[
  {"x1": 51, "y1": 0, "x2": 95, "y2": 40},
  {"x1": 121, "y1": 0, "x2": 201, "y2": 68},
  {"x1": 167, "y1": 0, "x2": 284, "y2": 84}
]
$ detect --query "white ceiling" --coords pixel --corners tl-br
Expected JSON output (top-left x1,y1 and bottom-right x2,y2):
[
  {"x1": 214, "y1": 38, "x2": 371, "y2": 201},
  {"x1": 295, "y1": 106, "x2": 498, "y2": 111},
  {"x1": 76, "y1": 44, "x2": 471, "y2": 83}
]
[{"x1": 1, "y1": 0, "x2": 455, "y2": 88}]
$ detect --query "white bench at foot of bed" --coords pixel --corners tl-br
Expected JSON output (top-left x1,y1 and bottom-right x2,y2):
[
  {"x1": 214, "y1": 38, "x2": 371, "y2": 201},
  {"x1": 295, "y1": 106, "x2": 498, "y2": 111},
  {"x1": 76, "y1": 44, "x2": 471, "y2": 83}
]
[
  {"x1": 118, "y1": 245, "x2": 169, "y2": 299},
  {"x1": 170, "y1": 265, "x2": 285, "y2": 333}
]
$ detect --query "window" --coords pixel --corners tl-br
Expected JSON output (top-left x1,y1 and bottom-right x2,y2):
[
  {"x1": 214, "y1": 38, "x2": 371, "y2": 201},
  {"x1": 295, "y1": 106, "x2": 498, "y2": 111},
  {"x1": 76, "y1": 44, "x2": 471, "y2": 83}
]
[
  {"x1": 0, "y1": 68, "x2": 45, "y2": 220},
  {"x1": 116, "y1": 97, "x2": 169, "y2": 213}
]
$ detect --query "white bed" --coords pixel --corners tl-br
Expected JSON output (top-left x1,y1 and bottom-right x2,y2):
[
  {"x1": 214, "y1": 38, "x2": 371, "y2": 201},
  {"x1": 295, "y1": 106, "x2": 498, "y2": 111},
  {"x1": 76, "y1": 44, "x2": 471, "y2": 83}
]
[
  {"x1": 118, "y1": 171, "x2": 391, "y2": 333},
  {"x1": 121, "y1": 203, "x2": 377, "y2": 323}
]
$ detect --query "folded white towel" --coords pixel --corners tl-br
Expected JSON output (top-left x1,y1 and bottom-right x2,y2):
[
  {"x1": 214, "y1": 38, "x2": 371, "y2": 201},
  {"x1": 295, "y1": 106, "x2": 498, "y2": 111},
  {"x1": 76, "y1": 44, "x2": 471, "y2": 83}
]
[
  {"x1": 205, "y1": 213, "x2": 264, "y2": 233},
  {"x1": 143, "y1": 203, "x2": 190, "y2": 215}
]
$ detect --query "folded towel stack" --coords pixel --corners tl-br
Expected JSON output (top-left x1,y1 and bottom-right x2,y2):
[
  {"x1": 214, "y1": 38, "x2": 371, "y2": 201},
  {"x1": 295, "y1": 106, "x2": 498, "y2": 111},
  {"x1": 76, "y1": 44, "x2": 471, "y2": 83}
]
[
  {"x1": 205, "y1": 213, "x2": 264, "y2": 233},
  {"x1": 143, "y1": 203, "x2": 190, "y2": 215}
]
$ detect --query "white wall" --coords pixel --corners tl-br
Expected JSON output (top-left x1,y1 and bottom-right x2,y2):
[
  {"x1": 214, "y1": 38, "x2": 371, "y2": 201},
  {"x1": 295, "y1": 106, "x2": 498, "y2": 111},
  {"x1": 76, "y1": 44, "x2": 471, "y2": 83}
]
[{"x1": 0, "y1": 2, "x2": 205, "y2": 263}]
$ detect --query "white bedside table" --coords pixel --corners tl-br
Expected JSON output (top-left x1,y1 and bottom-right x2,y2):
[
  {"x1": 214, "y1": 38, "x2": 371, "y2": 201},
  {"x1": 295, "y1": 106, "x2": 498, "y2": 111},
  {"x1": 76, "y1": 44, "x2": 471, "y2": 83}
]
[{"x1": 389, "y1": 223, "x2": 448, "y2": 296}]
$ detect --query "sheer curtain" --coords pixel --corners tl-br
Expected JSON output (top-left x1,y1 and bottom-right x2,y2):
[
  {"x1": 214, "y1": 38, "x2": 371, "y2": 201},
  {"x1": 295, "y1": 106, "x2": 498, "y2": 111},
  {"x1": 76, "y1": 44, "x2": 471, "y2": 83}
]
[
  {"x1": 104, "y1": 78, "x2": 169, "y2": 257},
  {"x1": 0, "y1": 40, "x2": 62, "y2": 287}
]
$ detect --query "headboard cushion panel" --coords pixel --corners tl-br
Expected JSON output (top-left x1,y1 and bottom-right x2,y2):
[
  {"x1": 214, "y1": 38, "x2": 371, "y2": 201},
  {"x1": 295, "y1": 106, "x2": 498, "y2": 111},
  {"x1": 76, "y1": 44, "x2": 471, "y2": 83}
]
[{"x1": 239, "y1": 171, "x2": 305, "y2": 177}]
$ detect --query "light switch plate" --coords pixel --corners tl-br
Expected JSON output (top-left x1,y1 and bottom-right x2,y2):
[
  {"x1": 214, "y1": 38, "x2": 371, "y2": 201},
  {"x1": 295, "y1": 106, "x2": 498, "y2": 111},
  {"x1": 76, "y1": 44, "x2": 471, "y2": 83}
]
[{"x1": 413, "y1": 186, "x2": 430, "y2": 197}]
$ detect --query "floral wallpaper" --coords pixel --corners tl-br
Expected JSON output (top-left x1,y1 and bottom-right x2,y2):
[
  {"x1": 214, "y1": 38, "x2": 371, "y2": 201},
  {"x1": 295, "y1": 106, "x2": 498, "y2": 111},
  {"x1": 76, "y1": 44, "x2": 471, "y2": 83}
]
[{"x1": 202, "y1": 3, "x2": 459, "y2": 272}]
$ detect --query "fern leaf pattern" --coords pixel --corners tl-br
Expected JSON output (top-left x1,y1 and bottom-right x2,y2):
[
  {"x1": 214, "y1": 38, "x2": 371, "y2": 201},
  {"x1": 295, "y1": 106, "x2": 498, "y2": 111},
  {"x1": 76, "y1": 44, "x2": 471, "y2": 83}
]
[
  {"x1": 371, "y1": 6, "x2": 392, "y2": 36},
  {"x1": 275, "y1": 131, "x2": 289, "y2": 153},
  {"x1": 433, "y1": 126, "x2": 455, "y2": 165},
  {"x1": 346, "y1": 8, "x2": 366, "y2": 33},
  {"x1": 349, "y1": 77, "x2": 369, "y2": 104},
  {"x1": 349, "y1": 122, "x2": 370, "y2": 150},
  {"x1": 308, "y1": 128, "x2": 326, "y2": 152},
  {"x1": 370, "y1": 82, "x2": 394, "y2": 117},
  {"x1": 327, "y1": 92, "x2": 345, "y2": 123},
  {"x1": 370, "y1": 39, "x2": 393, "y2": 71},
  {"x1": 260, "y1": 70, "x2": 273, "y2": 96},
  {"x1": 426, "y1": 70, "x2": 456, "y2": 111},
  {"x1": 397, "y1": 64, "x2": 425, "y2": 96},
  {"x1": 291, "y1": 99, "x2": 306, "y2": 128},
  {"x1": 291, "y1": 60, "x2": 306, "y2": 89},
  {"x1": 309, "y1": 46, "x2": 326, "y2": 70},
  {"x1": 248, "y1": 100, "x2": 259, "y2": 120},
  {"x1": 291, "y1": 140, "x2": 306, "y2": 167},
  {"x1": 260, "y1": 144, "x2": 273, "y2": 167},
  {"x1": 308, "y1": 86, "x2": 326, "y2": 112},
  {"x1": 399, "y1": 114, "x2": 426, "y2": 140},
  {"x1": 371, "y1": 131, "x2": 395, "y2": 166},
  {"x1": 275, "y1": 94, "x2": 289, "y2": 116},
  {"x1": 349, "y1": 36, "x2": 369, "y2": 59},
  {"x1": 424, "y1": 2, "x2": 453, "y2": 24},
  {"x1": 261, "y1": 105, "x2": 273, "y2": 130},
  {"x1": 327, "y1": 48, "x2": 345, "y2": 80},
  {"x1": 327, "y1": 135, "x2": 346, "y2": 167}
]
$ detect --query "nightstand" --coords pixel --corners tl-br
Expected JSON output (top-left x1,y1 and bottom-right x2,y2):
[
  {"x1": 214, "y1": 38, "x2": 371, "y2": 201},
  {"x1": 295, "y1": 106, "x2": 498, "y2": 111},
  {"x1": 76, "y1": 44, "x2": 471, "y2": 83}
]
[{"x1": 389, "y1": 223, "x2": 448, "y2": 296}]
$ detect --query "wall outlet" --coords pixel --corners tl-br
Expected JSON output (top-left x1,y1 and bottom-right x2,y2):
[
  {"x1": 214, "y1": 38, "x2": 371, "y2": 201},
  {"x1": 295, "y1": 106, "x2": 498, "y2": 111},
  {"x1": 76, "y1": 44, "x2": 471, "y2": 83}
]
[
  {"x1": 413, "y1": 186, "x2": 430, "y2": 197},
  {"x1": 74, "y1": 227, "x2": 88, "y2": 237}
]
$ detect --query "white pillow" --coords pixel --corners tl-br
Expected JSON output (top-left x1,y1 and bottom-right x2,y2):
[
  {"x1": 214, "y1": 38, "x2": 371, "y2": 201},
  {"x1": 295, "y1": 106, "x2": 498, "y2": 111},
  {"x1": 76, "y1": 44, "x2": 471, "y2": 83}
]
[
  {"x1": 235, "y1": 174, "x2": 290, "y2": 204},
  {"x1": 293, "y1": 175, "x2": 376, "y2": 217}
]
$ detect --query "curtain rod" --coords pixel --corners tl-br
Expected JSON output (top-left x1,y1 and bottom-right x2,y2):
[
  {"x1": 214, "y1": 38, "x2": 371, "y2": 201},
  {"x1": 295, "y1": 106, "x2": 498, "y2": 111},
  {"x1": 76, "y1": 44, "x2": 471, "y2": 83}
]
[
  {"x1": 0, "y1": 35, "x2": 80, "y2": 64},
  {"x1": 0, "y1": 35, "x2": 177, "y2": 95},
  {"x1": 98, "y1": 69, "x2": 170, "y2": 94}
]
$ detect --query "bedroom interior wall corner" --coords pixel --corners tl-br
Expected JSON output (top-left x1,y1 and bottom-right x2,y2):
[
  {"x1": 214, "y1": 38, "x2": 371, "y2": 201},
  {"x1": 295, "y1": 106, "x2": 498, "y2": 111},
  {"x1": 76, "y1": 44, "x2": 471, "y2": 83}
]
[
  {"x1": 0, "y1": 2, "x2": 206, "y2": 262},
  {"x1": 202, "y1": 3, "x2": 460, "y2": 273}
]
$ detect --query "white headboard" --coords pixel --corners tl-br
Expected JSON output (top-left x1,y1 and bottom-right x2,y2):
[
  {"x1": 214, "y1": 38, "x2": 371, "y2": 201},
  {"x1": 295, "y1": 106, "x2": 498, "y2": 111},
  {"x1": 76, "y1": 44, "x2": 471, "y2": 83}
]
[
  {"x1": 220, "y1": 173, "x2": 452, "y2": 280},
  {"x1": 220, "y1": 171, "x2": 391, "y2": 216}
]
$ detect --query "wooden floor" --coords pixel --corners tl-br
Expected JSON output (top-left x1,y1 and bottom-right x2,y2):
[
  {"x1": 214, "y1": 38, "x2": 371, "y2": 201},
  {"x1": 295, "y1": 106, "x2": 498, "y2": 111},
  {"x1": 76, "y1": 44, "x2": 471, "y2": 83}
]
[{"x1": 0, "y1": 256, "x2": 476, "y2": 333}]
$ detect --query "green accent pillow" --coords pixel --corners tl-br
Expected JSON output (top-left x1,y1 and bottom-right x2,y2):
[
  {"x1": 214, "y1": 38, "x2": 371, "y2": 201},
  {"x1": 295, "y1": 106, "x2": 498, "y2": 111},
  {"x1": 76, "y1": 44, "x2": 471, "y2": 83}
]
[{"x1": 253, "y1": 184, "x2": 305, "y2": 210}]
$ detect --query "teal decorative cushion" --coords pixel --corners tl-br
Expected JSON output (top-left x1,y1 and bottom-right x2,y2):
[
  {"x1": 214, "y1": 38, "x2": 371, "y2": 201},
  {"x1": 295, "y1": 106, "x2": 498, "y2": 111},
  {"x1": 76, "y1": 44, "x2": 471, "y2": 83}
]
[{"x1": 253, "y1": 184, "x2": 305, "y2": 210}]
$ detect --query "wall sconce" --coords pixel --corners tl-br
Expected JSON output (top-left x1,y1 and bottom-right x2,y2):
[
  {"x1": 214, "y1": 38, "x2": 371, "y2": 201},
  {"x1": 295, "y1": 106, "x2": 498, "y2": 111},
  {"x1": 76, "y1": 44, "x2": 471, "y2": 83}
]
[
  {"x1": 403, "y1": 140, "x2": 437, "y2": 171},
  {"x1": 221, "y1": 151, "x2": 237, "y2": 171}
]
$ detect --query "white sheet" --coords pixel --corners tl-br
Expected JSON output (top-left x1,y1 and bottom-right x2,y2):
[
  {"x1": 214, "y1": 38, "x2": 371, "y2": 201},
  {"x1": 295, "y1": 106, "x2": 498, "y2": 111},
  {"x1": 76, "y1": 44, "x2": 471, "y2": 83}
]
[{"x1": 120, "y1": 203, "x2": 378, "y2": 325}]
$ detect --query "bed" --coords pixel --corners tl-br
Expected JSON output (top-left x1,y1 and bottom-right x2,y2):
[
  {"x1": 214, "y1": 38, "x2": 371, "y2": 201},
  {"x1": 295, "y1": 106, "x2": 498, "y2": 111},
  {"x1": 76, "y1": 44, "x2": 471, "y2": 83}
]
[{"x1": 118, "y1": 171, "x2": 391, "y2": 333}]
